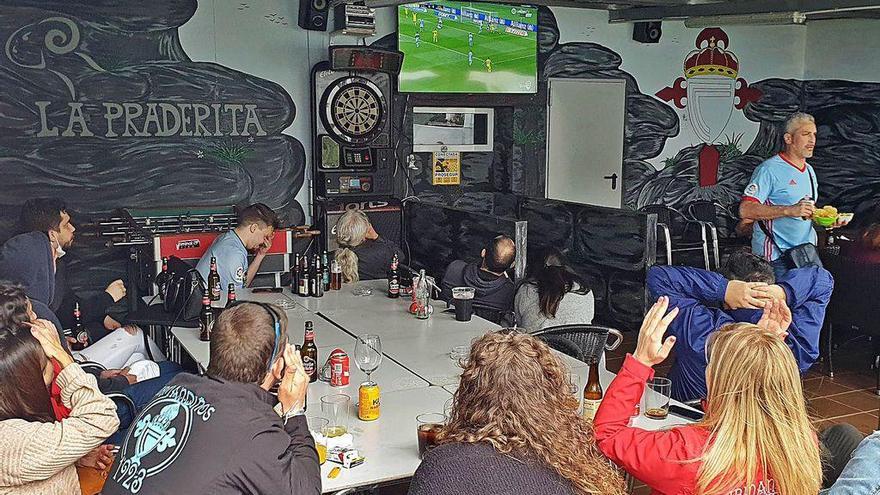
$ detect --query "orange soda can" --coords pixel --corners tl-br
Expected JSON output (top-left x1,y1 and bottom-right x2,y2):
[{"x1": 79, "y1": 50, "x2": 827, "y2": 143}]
[{"x1": 358, "y1": 382, "x2": 380, "y2": 421}]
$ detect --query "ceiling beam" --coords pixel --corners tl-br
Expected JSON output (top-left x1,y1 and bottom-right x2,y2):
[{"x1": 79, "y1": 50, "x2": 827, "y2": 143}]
[{"x1": 608, "y1": 0, "x2": 880, "y2": 22}]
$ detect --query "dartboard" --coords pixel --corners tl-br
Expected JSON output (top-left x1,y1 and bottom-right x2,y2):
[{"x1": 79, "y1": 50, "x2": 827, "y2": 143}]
[{"x1": 322, "y1": 77, "x2": 386, "y2": 145}]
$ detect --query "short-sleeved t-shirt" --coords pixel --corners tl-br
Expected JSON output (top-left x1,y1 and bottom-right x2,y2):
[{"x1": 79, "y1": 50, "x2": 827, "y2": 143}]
[
  {"x1": 742, "y1": 153, "x2": 818, "y2": 261},
  {"x1": 196, "y1": 230, "x2": 248, "y2": 289}
]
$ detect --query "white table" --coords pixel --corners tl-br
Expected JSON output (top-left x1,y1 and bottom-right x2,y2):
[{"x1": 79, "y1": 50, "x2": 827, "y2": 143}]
[
  {"x1": 308, "y1": 344, "x2": 429, "y2": 399},
  {"x1": 287, "y1": 281, "x2": 400, "y2": 313},
  {"x1": 315, "y1": 386, "x2": 451, "y2": 493}
]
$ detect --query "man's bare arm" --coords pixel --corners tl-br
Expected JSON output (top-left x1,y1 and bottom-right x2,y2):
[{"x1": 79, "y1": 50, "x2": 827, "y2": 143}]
[{"x1": 740, "y1": 200, "x2": 814, "y2": 221}]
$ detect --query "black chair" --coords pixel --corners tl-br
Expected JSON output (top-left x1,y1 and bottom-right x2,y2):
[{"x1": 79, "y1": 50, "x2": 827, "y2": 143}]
[
  {"x1": 471, "y1": 302, "x2": 517, "y2": 327},
  {"x1": 529, "y1": 324, "x2": 624, "y2": 364},
  {"x1": 686, "y1": 200, "x2": 751, "y2": 270},
  {"x1": 820, "y1": 255, "x2": 880, "y2": 395},
  {"x1": 638, "y1": 205, "x2": 711, "y2": 270}
]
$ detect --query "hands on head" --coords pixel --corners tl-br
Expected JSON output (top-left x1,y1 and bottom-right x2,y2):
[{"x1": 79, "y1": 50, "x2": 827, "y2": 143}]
[
  {"x1": 633, "y1": 297, "x2": 679, "y2": 368},
  {"x1": 725, "y1": 281, "x2": 787, "y2": 310},
  {"x1": 26, "y1": 318, "x2": 73, "y2": 367},
  {"x1": 755, "y1": 298, "x2": 792, "y2": 339},
  {"x1": 275, "y1": 344, "x2": 309, "y2": 414}
]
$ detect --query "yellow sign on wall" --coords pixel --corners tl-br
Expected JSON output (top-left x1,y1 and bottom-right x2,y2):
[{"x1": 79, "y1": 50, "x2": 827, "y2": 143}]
[{"x1": 432, "y1": 150, "x2": 460, "y2": 185}]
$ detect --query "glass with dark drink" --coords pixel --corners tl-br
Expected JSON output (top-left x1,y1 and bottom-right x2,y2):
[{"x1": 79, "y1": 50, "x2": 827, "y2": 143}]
[{"x1": 416, "y1": 413, "x2": 446, "y2": 459}]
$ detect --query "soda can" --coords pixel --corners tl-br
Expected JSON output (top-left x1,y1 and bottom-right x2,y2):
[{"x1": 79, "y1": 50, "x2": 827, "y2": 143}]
[
  {"x1": 329, "y1": 349, "x2": 350, "y2": 387},
  {"x1": 358, "y1": 382, "x2": 380, "y2": 421}
]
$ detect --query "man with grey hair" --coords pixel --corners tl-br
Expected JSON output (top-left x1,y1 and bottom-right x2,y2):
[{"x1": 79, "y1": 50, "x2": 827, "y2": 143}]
[{"x1": 739, "y1": 112, "x2": 820, "y2": 279}]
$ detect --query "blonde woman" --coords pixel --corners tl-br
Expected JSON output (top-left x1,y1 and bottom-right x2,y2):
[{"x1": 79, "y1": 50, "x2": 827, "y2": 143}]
[
  {"x1": 595, "y1": 297, "x2": 822, "y2": 495},
  {"x1": 409, "y1": 331, "x2": 626, "y2": 495},
  {"x1": 334, "y1": 209, "x2": 403, "y2": 283}
]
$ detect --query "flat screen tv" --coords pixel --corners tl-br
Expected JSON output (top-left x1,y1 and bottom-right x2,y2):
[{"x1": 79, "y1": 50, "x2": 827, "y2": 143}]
[{"x1": 398, "y1": 1, "x2": 538, "y2": 94}]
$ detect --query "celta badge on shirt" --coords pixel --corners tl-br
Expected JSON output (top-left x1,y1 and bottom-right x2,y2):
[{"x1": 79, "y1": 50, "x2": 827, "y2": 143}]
[{"x1": 235, "y1": 266, "x2": 244, "y2": 284}]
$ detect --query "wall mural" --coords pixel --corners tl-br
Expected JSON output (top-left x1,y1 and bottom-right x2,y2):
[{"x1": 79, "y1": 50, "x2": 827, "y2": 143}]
[
  {"x1": 0, "y1": 0, "x2": 305, "y2": 291},
  {"x1": 378, "y1": 8, "x2": 879, "y2": 232}
]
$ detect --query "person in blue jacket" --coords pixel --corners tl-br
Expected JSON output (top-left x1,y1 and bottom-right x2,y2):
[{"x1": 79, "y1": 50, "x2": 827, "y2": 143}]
[{"x1": 647, "y1": 250, "x2": 833, "y2": 402}]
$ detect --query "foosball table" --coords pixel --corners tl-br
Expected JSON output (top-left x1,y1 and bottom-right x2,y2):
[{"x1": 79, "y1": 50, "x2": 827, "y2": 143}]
[{"x1": 95, "y1": 206, "x2": 312, "y2": 311}]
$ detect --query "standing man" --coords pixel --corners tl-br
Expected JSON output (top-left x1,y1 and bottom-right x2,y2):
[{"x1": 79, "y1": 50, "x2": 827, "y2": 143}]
[
  {"x1": 196, "y1": 203, "x2": 279, "y2": 290},
  {"x1": 740, "y1": 113, "x2": 820, "y2": 279},
  {"x1": 468, "y1": 32, "x2": 474, "y2": 47}
]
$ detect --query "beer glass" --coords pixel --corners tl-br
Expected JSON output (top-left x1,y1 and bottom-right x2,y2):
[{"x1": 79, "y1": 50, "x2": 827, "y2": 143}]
[
  {"x1": 416, "y1": 413, "x2": 446, "y2": 459},
  {"x1": 320, "y1": 394, "x2": 351, "y2": 437},
  {"x1": 645, "y1": 377, "x2": 672, "y2": 420},
  {"x1": 355, "y1": 334, "x2": 383, "y2": 383},
  {"x1": 567, "y1": 372, "x2": 581, "y2": 412},
  {"x1": 451, "y1": 287, "x2": 475, "y2": 322},
  {"x1": 306, "y1": 416, "x2": 329, "y2": 464}
]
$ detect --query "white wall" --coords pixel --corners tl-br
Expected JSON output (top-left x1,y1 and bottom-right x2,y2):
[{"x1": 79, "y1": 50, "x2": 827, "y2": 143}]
[
  {"x1": 804, "y1": 18, "x2": 880, "y2": 81},
  {"x1": 551, "y1": 8, "x2": 807, "y2": 169}
]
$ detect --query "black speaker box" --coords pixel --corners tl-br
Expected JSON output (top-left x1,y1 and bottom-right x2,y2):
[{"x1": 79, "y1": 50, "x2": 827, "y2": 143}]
[
  {"x1": 299, "y1": 0, "x2": 330, "y2": 31},
  {"x1": 633, "y1": 21, "x2": 662, "y2": 43},
  {"x1": 323, "y1": 200, "x2": 401, "y2": 252}
]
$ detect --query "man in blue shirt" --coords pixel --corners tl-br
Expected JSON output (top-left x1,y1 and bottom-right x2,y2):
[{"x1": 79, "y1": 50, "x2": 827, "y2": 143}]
[
  {"x1": 196, "y1": 203, "x2": 279, "y2": 290},
  {"x1": 740, "y1": 112, "x2": 819, "y2": 279},
  {"x1": 647, "y1": 251, "x2": 833, "y2": 402}
]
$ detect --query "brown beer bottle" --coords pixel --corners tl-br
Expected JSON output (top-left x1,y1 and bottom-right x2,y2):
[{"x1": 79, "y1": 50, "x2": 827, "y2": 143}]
[
  {"x1": 582, "y1": 358, "x2": 603, "y2": 421},
  {"x1": 199, "y1": 289, "x2": 214, "y2": 341},
  {"x1": 208, "y1": 256, "x2": 221, "y2": 301},
  {"x1": 70, "y1": 302, "x2": 88, "y2": 351},
  {"x1": 301, "y1": 321, "x2": 318, "y2": 383},
  {"x1": 225, "y1": 283, "x2": 237, "y2": 309}
]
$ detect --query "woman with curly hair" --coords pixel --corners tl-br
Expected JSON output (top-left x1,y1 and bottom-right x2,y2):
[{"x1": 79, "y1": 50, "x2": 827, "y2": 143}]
[{"x1": 408, "y1": 331, "x2": 625, "y2": 495}]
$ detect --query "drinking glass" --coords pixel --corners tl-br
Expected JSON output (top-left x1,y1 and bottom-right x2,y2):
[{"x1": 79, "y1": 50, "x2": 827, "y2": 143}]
[
  {"x1": 306, "y1": 416, "x2": 329, "y2": 464},
  {"x1": 355, "y1": 334, "x2": 383, "y2": 383},
  {"x1": 320, "y1": 394, "x2": 351, "y2": 437},
  {"x1": 416, "y1": 412, "x2": 447, "y2": 459},
  {"x1": 645, "y1": 377, "x2": 672, "y2": 420}
]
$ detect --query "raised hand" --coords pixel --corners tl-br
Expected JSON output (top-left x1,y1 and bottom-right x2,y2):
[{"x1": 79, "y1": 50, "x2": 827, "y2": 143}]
[
  {"x1": 633, "y1": 296, "x2": 680, "y2": 368},
  {"x1": 756, "y1": 299, "x2": 791, "y2": 339},
  {"x1": 278, "y1": 344, "x2": 309, "y2": 414},
  {"x1": 105, "y1": 279, "x2": 127, "y2": 303},
  {"x1": 724, "y1": 280, "x2": 768, "y2": 310},
  {"x1": 28, "y1": 319, "x2": 73, "y2": 367},
  {"x1": 754, "y1": 284, "x2": 787, "y2": 303}
]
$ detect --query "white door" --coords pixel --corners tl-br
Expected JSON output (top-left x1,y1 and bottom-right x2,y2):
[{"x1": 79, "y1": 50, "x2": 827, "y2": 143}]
[{"x1": 545, "y1": 78, "x2": 625, "y2": 208}]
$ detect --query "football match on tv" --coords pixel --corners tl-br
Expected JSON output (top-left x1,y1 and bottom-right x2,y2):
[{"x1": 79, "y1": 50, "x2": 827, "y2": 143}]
[{"x1": 398, "y1": 1, "x2": 538, "y2": 93}]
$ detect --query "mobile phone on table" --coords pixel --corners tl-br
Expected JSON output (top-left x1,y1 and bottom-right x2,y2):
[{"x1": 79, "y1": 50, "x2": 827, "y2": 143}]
[
  {"x1": 668, "y1": 404, "x2": 705, "y2": 421},
  {"x1": 252, "y1": 287, "x2": 282, "y2": 293}
]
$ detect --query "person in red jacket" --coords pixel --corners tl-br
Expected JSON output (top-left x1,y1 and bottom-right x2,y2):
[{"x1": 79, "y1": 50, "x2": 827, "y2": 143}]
[{"x1": 594, "y1": 297, "x2": 822, "y2": 495}]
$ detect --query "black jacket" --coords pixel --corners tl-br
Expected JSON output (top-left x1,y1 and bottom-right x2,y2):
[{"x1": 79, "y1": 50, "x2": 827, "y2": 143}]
[
  {"x1": 103, "y1": 372, "x2": 321, "y2": 495},
  {"x1": 441, "y1": 260, "x2": 515, "y2": 311},
  {"x1": 352, "y1": 236, "x2": 404, "y2": 281}
]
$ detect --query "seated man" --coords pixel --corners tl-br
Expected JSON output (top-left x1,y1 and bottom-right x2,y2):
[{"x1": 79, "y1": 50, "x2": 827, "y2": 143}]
[
  {"x1": 441, "y1": 235, "x2": 516, "y2": 312},
  {"x1": 196, "y1": 203, "x2": 279, "y2": 290},
  {"x1": 16, "y1": 198, "x2": 127, "y2": 340},
  {"x1": 647, "y1": 251, "x2": 833, "y2": 402},
  {"x1": 102, "y1": 302, "x2": 320, "y2": 495}
]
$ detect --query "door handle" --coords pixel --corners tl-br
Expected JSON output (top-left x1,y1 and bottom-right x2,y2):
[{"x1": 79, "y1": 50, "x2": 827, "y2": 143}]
[{"x1": 603, "y1": 173, "x2": 619, "y2": 190}]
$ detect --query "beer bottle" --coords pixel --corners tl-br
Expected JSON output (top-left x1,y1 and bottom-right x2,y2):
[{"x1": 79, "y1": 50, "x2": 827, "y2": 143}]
[
  {"x1": 156, "y1": 257, "x2": 170, "y2": 299},
  {"x1": 208, "y1": 256, "x2": 221, "y2": 301},
  {"x1": 291, "y1": 253, "x2": 301, "y2": 294},
  {"x1": 330, "y1": 259, "x2": 342, "y2": 290},
  {"x1": 582, "y1": 358, "x2": 603, "y2": 421},
  {"x1": 225, "y1": 283, "x2": 237, "y2": 309},
  {"x1": 387, "y1": 254, "x2": 400, "y2": 298},
  {"x1": 309, "y1": 254, "x2": 319, "y2": 297},
  {"x1": 199, "y1": 289, "x2": 214, "y2": 341},
  {"x1": 312, "y1": 254, "x2": 324, "y2": 298},
  {"x1": 298, "y1": 254, "x2": 310, "y2": 297},
  {"x1": 322, "y1": 251, "x2": 331, "y2": 291},
  {"x1": 301, "y1": 321, "x2": 318, "y2": 383},
  {"x1": 70, "y1": 302, "x2": 88, "y2": 351}
]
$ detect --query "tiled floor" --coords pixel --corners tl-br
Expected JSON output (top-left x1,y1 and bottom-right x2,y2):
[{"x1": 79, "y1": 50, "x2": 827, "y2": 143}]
[{"x1": 606, "y1": 333, "x2": 879, "y2": 495}]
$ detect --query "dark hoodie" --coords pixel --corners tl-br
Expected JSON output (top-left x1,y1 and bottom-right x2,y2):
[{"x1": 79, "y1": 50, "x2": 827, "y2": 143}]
[
  {"x1": 0, "y1": 232, "x2": 129, "y2": 392},
  {"x1": 102, "y1": 372, "x2": 321, "y2": 495},
  {"x1": 441, "y1": 260, "x2": 515, "y2": 311}
]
